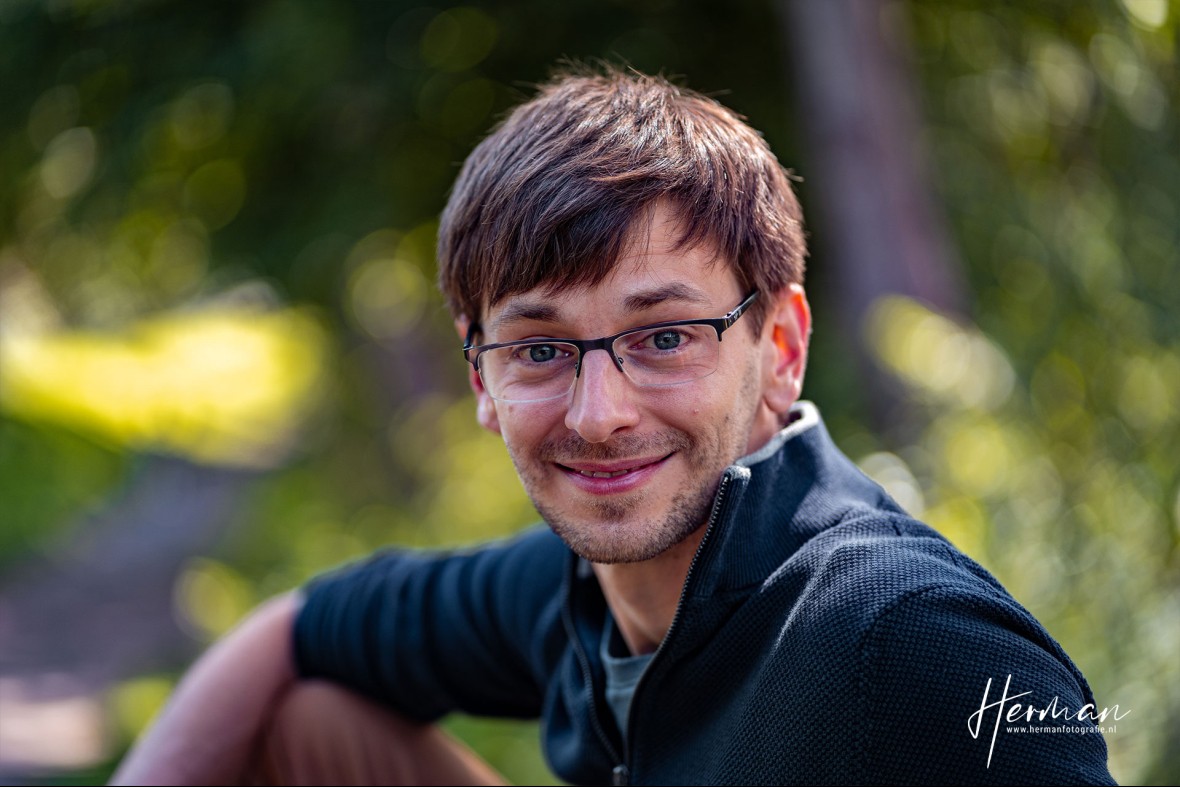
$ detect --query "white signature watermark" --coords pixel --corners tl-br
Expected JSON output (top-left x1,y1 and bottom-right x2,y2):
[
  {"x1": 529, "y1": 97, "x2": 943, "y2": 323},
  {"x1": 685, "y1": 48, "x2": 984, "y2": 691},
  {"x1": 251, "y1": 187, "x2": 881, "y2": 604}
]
[{"x1": 967, "y1": 674, "x2": 1129, "y2": 768}]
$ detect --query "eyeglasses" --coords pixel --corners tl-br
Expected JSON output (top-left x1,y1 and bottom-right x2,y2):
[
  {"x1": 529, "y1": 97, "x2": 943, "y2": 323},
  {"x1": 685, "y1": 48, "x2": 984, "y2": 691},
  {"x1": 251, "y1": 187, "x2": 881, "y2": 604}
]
[{"x1": 463, "y1": 290, "x2": 759, "y2": 403}]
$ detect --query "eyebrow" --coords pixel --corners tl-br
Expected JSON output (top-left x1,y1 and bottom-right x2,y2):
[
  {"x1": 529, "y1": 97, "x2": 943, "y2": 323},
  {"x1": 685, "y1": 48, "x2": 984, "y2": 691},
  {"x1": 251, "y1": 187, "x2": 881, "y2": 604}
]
[
  {"x1": 487, "y1": 282, "x2": 714, "y2": 335},
  {"x1": 487, "y1": 302, "x2": 562, "y2": 335},
  {"x1": 621, "y1": 282, "x2": 712, "y2": 312}
]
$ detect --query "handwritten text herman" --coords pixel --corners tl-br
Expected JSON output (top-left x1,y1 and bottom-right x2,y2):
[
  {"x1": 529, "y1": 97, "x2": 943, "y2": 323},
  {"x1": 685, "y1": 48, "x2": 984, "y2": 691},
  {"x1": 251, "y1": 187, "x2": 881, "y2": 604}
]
[{"x1": 967, "y1": 674, "x2": 1128, "y2": 768}]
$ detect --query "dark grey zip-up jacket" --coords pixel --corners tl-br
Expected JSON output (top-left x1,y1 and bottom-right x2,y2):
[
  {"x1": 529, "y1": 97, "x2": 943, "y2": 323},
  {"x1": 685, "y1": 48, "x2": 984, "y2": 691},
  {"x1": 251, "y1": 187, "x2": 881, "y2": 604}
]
[{"x1": 295, "y1": 402, "x2": 1116, "y2": 785}]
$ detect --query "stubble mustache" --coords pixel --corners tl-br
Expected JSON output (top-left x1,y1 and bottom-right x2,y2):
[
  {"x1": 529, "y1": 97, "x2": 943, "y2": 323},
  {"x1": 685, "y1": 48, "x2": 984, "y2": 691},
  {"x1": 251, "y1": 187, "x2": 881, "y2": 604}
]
[{"x1": 539, "y1": 429, "x2": 698, "y2": 466}]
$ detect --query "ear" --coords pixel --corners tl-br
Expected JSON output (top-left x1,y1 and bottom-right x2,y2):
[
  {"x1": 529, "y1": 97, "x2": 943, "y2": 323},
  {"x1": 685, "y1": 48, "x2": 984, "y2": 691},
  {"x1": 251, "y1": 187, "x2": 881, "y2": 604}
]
[
  {"x1": 760, "y1": 284, "x2": 811, "y2": 414},
  {"x1": 456, "y1": 316, "x2": 501, "y2": 435}
]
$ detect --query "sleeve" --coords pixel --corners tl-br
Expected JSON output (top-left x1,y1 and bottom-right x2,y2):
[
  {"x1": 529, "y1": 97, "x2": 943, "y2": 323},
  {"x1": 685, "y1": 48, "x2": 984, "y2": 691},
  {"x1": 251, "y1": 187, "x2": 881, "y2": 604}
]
[
  {"x1": 858, "y1": 585, "x2": 1117, "y2": 785},
  {"x1": 292, "y1": 525, "x2": 569, "y2": 722}
]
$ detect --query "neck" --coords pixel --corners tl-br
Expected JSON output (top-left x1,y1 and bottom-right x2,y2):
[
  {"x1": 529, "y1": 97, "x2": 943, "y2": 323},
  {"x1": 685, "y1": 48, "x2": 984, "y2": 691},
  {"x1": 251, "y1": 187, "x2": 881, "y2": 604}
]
[
  {"x1": 592, "y1": 524, "x2": 707, "y2": 655},
  {"x1": 591, "y1": 405, "x2": 792, "y2": 656}
]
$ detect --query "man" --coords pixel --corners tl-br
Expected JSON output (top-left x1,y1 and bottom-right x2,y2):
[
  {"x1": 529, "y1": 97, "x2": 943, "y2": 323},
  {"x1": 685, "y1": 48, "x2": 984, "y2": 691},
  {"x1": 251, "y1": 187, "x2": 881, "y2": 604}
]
[{"x1": 114, "y1": 68, "x2": 1115, "y2": 785}]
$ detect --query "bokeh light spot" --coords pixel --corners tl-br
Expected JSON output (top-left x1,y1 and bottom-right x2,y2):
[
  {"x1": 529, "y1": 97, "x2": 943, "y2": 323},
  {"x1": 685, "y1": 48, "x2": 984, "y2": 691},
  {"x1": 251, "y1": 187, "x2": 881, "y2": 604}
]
[
  {"x1": 174, "y1": 558, "x2": 254, "y2": 641},
  {"x1": 939, "y1": 415, "x2": 1015, "y2": 496},
  {"x1": 40, "y1": 127, "x2": 97, "y2": 200},
  {"x1": 170, "y1": 82, "x2": 235, "y2": 150},
  {"x1": 108, "y1": 676, "x2": 174, "y2": 741},
  {"x1": 924, "y1": 495, "x2": 987, "y2": 558},
  {"x1": 420, "y1": 7, "x2": 498, "y2": 72},
  {"x1": 27, "y1": 85, "x2": 81, "y2": 150},
  {"x1": 1030, "y1": 353, "x2": 1087, "y2": 433},
  {"x1": 0, "y1": 304, "x2": 327, "y2": 468},
  {"x1": 858, "y1": 451, "x2": 926, "y2": 516},
  {"x1": 1120, "y1": 0, "x2": 1169, "y2": 29},
  {"x1": 1118, "y1": 355, "x2": 1176, "y2": 432},
  {"x1": 1031, "y1": 39, "x2": 1093, "y2": 128},
  {"x1": 347, "y1": 256, "x2": 427, "y2": 340},
  {"x1": 183, "y1": 159, "x2": 246, "y2": 230},
  {"x1": 146, "y1": 219, "x2": 210, "y2": 299},
  {"x1": 868, "y1": 296, "x2": 1014, "y2": 410}
]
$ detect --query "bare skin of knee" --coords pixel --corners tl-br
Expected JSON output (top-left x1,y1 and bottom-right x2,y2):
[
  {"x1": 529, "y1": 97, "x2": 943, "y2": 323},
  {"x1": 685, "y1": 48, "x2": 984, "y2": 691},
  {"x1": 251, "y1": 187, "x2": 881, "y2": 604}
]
[{"x1": 250, "y1": 680, "x2": 507, "y2": 786}]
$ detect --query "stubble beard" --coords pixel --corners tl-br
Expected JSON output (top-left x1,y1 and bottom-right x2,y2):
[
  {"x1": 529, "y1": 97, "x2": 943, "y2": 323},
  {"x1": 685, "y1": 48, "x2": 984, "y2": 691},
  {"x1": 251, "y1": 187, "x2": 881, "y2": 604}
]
[
  {"x1": 508, "y1": 391, "x2": 757, "y2": 565},
  {"x1": 505, "y1": 354, "x2": 764, "y2": 564},
  {"x1": 542, "y1": 455, "x2": 721, "y2": 564}
]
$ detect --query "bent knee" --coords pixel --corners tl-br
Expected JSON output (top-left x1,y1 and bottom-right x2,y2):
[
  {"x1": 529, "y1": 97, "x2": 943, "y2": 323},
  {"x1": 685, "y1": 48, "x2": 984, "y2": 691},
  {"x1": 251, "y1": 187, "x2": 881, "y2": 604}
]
[
  {"x1": 255, "y1": 681, "x2": 504, "y2": 786},
  {"x1": 268, "y1": 680, "x2": 424, "y2": 740}
]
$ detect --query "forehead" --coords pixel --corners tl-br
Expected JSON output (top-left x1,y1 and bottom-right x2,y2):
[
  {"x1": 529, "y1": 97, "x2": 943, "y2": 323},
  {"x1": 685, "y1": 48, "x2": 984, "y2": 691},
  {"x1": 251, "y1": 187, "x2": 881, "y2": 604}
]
[{"x1": 483, "y1": 204, "x2": 739, "y2": 334}]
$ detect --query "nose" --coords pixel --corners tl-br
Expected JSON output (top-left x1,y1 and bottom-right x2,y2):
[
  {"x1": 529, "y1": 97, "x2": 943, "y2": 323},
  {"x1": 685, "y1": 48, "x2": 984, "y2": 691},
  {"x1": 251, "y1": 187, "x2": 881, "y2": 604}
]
[{"x1": 563, "y1": 348, "x2": 640, "y2": 443}]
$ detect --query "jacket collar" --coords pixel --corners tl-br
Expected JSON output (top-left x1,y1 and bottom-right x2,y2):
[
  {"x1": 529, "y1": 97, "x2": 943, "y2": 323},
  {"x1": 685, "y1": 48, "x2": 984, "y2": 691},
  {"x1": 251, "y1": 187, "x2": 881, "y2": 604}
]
[
  {"x1": 686, "y1": 400, "x2": 905, "y2": 597},
  {"x1": 569, "y1": 402, "x2": 904, "y2": 602}
]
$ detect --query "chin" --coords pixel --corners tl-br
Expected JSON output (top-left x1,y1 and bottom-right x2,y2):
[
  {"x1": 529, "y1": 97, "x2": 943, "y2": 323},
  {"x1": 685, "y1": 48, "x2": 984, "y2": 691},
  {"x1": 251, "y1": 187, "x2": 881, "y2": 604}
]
[
  {"x1": 538, "y1": 496, "x2": 707, "y2": 565},
  {"x1": 555, "y1": 528, "x2": 680, "y2": 564}
]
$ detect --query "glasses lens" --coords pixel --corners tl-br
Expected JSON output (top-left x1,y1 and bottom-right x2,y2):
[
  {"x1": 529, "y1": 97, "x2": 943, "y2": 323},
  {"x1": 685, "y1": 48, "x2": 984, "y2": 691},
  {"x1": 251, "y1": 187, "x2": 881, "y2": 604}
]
[
  {"x1": 479, "y1": 341, "x2": 580, "y2": 402},
  {"x1": 613, "y1": 324, "x2": 720, "y2": 385}
]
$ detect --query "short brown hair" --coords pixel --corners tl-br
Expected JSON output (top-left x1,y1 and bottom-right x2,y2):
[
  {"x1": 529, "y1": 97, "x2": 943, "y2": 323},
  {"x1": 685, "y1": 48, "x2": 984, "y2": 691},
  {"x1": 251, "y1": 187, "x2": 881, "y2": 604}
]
[{"x1": 437, "y1": 65, "x2": 806, "y2": 330}]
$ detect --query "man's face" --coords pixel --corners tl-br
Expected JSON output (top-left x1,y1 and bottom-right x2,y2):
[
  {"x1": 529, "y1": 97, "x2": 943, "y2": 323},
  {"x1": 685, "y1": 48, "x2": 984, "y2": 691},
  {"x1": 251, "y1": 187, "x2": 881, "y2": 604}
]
[{"x1": 469, "y1": 205, "x2": 800, "y2": 564}]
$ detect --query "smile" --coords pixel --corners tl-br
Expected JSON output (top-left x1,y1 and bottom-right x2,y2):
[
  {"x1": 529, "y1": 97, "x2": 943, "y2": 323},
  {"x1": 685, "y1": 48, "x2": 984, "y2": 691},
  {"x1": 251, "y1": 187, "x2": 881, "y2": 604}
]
[
  {"x1": 555, "y1": 454, "x2": 673, "y2": 494},
  {"x1": 559, "y1": 455, "x2": 668, "y2": 476}
]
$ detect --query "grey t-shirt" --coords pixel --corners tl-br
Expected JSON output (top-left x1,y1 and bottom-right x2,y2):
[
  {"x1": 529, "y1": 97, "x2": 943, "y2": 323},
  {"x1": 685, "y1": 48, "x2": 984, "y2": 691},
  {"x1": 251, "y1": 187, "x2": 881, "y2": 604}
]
[{"x1": 600, "y1": 614, "x2": 654, "y2": 739}]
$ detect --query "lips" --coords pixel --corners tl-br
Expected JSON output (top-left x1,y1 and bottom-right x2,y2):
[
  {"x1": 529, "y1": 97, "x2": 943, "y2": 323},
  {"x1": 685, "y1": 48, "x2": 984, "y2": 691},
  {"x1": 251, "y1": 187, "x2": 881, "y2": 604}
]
[
  {"x1": 559, "y1": 456, "x2": 667, "y2": 477},
  {"x1": 555, "y1": 454, "x2": 672, "y2": 495}
]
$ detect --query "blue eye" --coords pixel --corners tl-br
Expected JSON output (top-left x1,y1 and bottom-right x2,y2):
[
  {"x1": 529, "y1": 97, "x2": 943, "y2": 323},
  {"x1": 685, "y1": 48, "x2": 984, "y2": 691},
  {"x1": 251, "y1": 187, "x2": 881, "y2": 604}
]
[
  {"x1": 528, "y1": 344, "x2": 558, "y2": 362},
  {"x1": 652, "y1": 331, "x2": 683, "y2": 350}
]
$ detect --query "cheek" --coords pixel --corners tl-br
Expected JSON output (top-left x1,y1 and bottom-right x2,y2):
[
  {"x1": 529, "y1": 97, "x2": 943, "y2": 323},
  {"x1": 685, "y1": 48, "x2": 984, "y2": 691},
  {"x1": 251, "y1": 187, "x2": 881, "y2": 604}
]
[
  {"x1": 645, "y1": 384, "x2": 697, "y2": 414},
  {"x1": 647, "y1": 384, "x2": 727, "y2": 430},
  {"x1": 498, "y1": 402, "x2": 561, "y2": 448}
]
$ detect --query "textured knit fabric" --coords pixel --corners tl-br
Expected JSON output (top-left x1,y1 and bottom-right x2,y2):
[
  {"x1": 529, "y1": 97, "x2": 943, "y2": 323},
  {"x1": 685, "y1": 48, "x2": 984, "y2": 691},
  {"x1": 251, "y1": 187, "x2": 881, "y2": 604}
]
[{"x1": 294, "y1": 402, "x2": 1116, "y2": 785}]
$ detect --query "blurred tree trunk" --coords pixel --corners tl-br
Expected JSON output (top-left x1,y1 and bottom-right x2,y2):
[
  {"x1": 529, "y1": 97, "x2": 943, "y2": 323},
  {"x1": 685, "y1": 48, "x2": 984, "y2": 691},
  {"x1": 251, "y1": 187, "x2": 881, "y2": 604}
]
[{"x1": 778, "y1": 0, "x2": 965, "y2": 432}]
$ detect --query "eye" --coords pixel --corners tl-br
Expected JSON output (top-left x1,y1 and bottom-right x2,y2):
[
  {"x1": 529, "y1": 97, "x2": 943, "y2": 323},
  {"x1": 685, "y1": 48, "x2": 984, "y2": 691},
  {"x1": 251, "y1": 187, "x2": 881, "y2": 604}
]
[
  {"x1": 526, "y1": 344, "x2": 559, "y2": 363},
  {"x1": 651, "y1": 330, "x2": 683, "y2": 351}
]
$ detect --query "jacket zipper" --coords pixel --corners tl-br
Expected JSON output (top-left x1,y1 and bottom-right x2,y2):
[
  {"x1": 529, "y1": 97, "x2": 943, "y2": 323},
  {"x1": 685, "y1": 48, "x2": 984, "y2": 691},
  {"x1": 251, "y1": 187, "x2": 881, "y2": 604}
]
[
  {"x1": 562, "y1": 559, "x2": 625, "y2": 780},
  {"x1": 617, "y1": 470, "x2": 737, "y2": 785}
]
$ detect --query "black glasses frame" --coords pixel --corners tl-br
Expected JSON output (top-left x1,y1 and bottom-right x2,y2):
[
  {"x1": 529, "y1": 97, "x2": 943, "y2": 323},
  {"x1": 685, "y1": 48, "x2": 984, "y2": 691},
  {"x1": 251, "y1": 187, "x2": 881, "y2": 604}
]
[{"x1": 463, "y1": 290, "x2": 760, "y2": 379}]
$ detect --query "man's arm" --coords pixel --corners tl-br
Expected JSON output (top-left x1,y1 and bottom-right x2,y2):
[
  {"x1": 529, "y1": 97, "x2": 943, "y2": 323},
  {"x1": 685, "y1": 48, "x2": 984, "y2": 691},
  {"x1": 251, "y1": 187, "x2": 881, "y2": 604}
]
[
  {"x1": 110, "y1": 592, "x2": 302, "y2": 786},
  {"x1": 293, "y1": 528, "x2": 566, "y2": 721}
]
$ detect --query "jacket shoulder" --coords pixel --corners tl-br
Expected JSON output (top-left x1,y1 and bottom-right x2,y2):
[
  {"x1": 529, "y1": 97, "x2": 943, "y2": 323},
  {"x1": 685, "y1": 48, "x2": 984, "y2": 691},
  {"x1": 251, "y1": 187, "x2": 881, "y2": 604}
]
[
  {"x1": 775, "y1": 512, "x2": 1007, "y2": 628},
  {"x1": 761, "y1": 516, "x2": 1114, "y2": 783}
]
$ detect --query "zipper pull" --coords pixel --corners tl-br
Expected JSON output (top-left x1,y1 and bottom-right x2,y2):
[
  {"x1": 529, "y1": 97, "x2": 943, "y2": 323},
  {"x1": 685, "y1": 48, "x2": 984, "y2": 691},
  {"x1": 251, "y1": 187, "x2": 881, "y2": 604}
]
[{"x1": 612, "y1": 764, "x2": 630, "y2": 785}]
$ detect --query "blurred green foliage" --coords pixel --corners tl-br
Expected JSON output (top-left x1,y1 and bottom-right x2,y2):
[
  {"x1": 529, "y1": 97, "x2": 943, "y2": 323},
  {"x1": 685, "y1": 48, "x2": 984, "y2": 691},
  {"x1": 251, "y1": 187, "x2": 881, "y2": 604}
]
[
  {"x1": 891, "y1": 3, "x2": 1179, "y2": 782},
  {"x1": 0, "y1": 0, "x2": 1176, "y2": 783}
]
